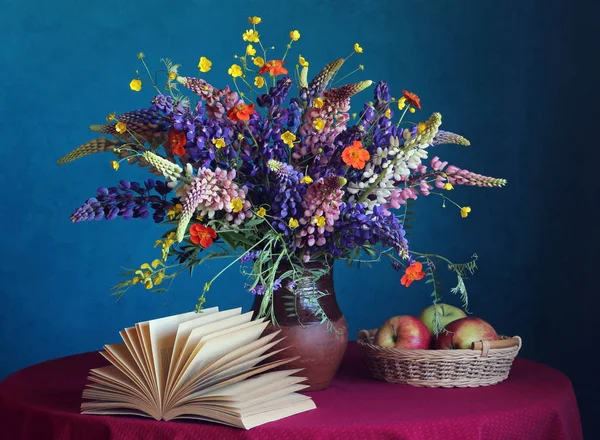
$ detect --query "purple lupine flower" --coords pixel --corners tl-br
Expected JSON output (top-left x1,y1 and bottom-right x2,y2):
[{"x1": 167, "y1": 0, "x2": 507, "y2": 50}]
[
  {"x1": 391, "y1": 261, "x2": 403, "y2": 271},
  {"x1": 374, "y1": 81, "x2": 392, "y2": 112},
  {"x1": 327, "y1": 203, "x2": 409, "y2": 260},
  {"x1": 240, "y1": 250, "x2": 262, "y2": 263},
  {"x1": 151, "y1": 94, "x2": 176, "y2": 115},
  {"x1": 248, "y1": 284, "x2": 266, "y2": 295},
  {"x1": 266, "y1": 160, "x2": 306, "y2": 236},
  {"x1": 70, "y1": 179, "x2": 175, "y2": 223}
]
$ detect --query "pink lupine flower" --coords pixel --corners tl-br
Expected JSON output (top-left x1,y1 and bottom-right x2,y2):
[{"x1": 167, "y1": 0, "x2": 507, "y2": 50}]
[
  {"x1": 295, "y1": 176, "x2": 345, "y2": 249},
  {"x1": 419, "y1": 180, "x2": 432, "y2": 196},
  {"x1": 176, "y1": 167, "x2": 251, "y2": 242},
  {"x1": 430, "y1": 156, "x2": 448, "y2": 171}
]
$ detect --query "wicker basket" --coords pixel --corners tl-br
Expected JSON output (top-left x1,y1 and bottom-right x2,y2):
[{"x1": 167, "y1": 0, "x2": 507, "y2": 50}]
[{"x1": 357, "y1": 329, "x2": 522, "y2": 388}]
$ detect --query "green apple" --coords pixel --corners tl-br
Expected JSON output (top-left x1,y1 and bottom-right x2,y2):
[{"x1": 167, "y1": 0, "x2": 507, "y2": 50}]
[{"x1": 419, "y1": 303, "x2": 467, "y2": 334}]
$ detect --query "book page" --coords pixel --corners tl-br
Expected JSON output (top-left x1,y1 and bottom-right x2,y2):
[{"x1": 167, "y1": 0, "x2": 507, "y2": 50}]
[
  {"x1": 193, "y1": 331, "x2": 282, "y2": 379},
  {"x1": 182, "y1": 373, "x2": 306, "y2": 406},
  {"x1": 166, "y1": 308, "x2": 240, "y2": 395},
  {"x1": 135, "y1": 322, "x2": 156, "y2": 393},
  {"x1": 168, "y1": 312, "x2": 256, "y2": 396},
  {"x1": 239, "y1": 394, "x2": 316, "y2": 429},
  {"x1": 168, "y1": 307, "x2": 224, "y2": 372},
  {"x1": 174, "y1": 320, "x2": 268, "y2": 389},
  {"x1": 169, "y1": 356, "x2": 297, "y2": 409},
  {"x1": 183, "y1": 346, "x2": 290, "y2": 396},
  {"x1": 166, "y1": 393, "x2": 316, "y2": 429},
  {"x1": 121, "y1": 327, "x2": 153, "y2": 389},
  {"x1": 87, "y1": 366, "x2": 155, "y2": 407},
  {"x1": 101, "y1": 344, "x2": 150, "y2": 396},
  {"x1": 147, "y1": 310, "x2": 207, "y2": 408}
]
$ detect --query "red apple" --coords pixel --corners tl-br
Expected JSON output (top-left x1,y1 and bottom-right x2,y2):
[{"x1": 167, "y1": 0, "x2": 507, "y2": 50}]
[
  {"x1": 433, "y1": 317, "x2": 499, "y2": 349},
  {"x1": 374, "y1": 315, "x2": 432, "y2": 349}
]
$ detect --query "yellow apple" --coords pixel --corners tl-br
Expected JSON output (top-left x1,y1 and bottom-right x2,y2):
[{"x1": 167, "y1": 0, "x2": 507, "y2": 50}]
[{"x1": 419, "y1": 303, "x2": 467, "y2": 334}]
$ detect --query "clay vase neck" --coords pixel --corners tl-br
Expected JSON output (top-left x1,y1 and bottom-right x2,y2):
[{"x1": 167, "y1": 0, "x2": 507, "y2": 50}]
[{"x1": 251, "y1": 260, "x2": 348, "y2": 391}]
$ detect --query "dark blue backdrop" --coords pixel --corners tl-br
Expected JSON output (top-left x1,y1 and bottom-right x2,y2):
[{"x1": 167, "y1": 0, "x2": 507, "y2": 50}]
[{"x1": 1, "y1": 0, "x2": 596, "y2": 437}]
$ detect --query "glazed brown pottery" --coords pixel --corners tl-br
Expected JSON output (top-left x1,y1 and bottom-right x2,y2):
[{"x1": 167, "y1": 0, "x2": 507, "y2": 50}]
[{"x1": 251, "y1": 260, "x2": 348, "y2": 391}]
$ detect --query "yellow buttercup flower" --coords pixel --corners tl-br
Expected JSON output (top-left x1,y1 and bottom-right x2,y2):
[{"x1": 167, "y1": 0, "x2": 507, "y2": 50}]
[
  {"x1": 300, "y1": 175, "x2": 313, "y2": 184},
  {"x1": 313, "y1": 216, "x2": 326, "y2": 227},
  {"x1": 281, "y1": 131, "x2": 296, "y2": 148},
  {"x1": 153, "y1": 270, "x2": 165, "y2": 286},
  {"x1": 137, "y1": 52, "x2": 145, "y2": 59},
  {"x1": 115, "y1": 121, "x2": 127, "y2": 133},
  {"x1": 242, "y1": 29, "x2": 260, "y2": 43},
  {"x1": 254, "y1": 76, "x2": 265, "y2": 88},
  {"x1": 246, "y1": 44, "x2": 256, "y2": 56},
  {"x1": 111, "y1": 160, "x2": 119, "y2": 171},
  {"x1": 351, "y1": 113, "x2": 357, "y2": 119},
  {"x1": 385, "y1": 108, "x2": 391, "y2": 119},
  {"x1": 228, "y1": 64, "x2": 243, "y2": 78},
  {"x1": 460, "y1": 206, "x2": 472, "y2": 218},
  {"x1": 288, "y1": 218, "x2": 299, "y2": 229},
  {"x1": 198, "y1": 56, "x2": 212, "y2": 73},
  {"x1": 359, "y1": 64, "x2": 364, "y2": 70},
  {"x1": 299, "y1": 55, "x2": 309, "y2": 67},
  {"x1": 409, "y1": 107, "x2": 416, "y2": 114},
  {"x1": 129, "y1": 79, "x2": 142, "y2": 92},
  {"x1": 313, "y1": 118, "x2": 325, "y2": 131},
  {"x1": 257, "y1": 207, "x2": 267, "y2": 217},
  {"x1": 231, "y1": 198, "x2": 243, "y2": 213},
  {"x1": 167, "y1": 203, "x2": 183, "y2": 219},
  {"x1": 106, "y1": 112, "x2": 116, "y2": 122},
  {"x1": 397, "y1": 97, "x2": 407, "y2": 110},
  {"x1": 253, "y1": 56, "x2": 265, "y2": 67},
  {"x1": 354, "y1": 43, "x2": 363, "y2": 54},
  {"x1": 168, "y1": 71, "x2": 177, "y2": 80},
  {"x1": 313, "y1": 97, "x2": 324, "y2": 109},
  {"x1": 444, "y1": 183, "x2": 454, "y2": 191},
  {"x1": 417, "y1": 122, "x2": 427, "y2": 134},
  {"x1": 248, "y1": 16, "x2": 262, "y2": 25},
  {"x1": 212, "y1": 138, "x2": 226, "y2": 149},
  {"x1": 289, "y1": 30, "x2": 300, "y2": 41}
]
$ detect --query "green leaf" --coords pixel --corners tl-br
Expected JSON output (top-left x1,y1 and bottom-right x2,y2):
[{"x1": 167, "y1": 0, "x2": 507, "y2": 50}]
[{"x1": 218, "y1": 233, "x2": 238, "y2": 251}]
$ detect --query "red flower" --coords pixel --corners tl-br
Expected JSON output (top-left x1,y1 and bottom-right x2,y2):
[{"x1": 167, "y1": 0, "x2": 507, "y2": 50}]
[
  {"x1": 168, "y1": 130, "x2": 187, "y2": 156},
  {"x1": 226, "y1": 103, "x2": 256, "y2": 122},
  {"x1": 402, "y1": 90, "x2": 422, "y2": 110},
  {"x1": 258, "y1": 60, "x2": 288, "y2": 76},
  {"x1": 341, "y1": 140, "x2": 370, "y2": 169},
  {"x1": 189, "y1": 224, "x2": 217, "y2": 248},
  {"x1": 400, "y1": 261, "x2": 426, "y2": 287}
]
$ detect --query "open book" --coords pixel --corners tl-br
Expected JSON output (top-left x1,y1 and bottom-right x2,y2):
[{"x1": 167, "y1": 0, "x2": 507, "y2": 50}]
[{"x1": 81, "y1": 307, "x2": 316, "y2": 429}]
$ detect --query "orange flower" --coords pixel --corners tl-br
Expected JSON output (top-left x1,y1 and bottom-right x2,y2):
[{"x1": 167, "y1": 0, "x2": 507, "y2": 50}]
[
  {"x1": 341, "y1": 140, "x2": 370, "y2": 169},
  {"x1": 168, "y1": 130, "x2": 187, "y2": 156},
  {"x1": 258, "y1": 60, "x2": 288, "y2": 76},
  {"x1": 402, "y1": 90, "x2": 422, "y2": 110},
  {"x1": 189, "y1": 224, "x2": 217, "y2": 248},
  {"x1": 226, "y1": 103, "x2": 256, "y2": 122},
  {"x1": 400, "y1": 261, "x2": 426, "y2": 287}
]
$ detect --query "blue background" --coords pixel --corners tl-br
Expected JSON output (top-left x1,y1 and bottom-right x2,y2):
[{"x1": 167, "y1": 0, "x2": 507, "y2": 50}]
[{"x1": 1, "y1": 0, "x2": 596, "y2": 436}]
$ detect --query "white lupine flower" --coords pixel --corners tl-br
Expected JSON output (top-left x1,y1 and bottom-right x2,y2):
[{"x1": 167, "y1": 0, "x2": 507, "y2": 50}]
[{"x1": 142, "y1": 151, "x2": 183, "y2": 182}]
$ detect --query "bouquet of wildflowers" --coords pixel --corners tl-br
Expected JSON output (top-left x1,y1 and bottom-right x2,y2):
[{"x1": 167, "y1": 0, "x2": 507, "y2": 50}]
[{"x1": 59, "y1": 17, "x2": 505, "y2": 332}]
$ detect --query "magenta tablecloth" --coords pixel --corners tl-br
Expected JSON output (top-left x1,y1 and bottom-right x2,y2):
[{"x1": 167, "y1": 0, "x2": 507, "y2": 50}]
[{"x1": 0, "y1": 342, "x2": 583, "y2": 440}]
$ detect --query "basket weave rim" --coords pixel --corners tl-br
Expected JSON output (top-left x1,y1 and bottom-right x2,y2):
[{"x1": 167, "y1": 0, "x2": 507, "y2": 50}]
[{"x1": 357, "y1": 328, "x2": 522, "y2": 357}]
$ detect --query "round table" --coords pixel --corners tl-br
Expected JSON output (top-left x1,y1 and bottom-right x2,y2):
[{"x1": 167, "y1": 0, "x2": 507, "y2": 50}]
[{"x1": 0, "y1": 342, "x2": 583, "y2": 440}]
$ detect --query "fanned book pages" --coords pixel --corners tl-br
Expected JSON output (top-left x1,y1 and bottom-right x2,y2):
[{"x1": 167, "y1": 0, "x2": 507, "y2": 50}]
[{"x1": 81, "y1": 307, "x2": 316, "y2": 429}]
